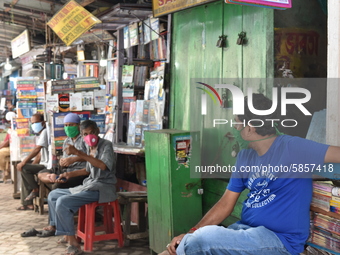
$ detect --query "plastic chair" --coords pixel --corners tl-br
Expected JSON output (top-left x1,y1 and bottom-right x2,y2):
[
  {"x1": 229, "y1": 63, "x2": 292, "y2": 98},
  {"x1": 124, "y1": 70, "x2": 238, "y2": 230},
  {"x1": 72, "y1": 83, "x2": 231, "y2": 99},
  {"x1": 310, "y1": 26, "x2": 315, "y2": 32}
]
[{"x1": 77, "y1": 200, "x2": 124, "y2": 251}]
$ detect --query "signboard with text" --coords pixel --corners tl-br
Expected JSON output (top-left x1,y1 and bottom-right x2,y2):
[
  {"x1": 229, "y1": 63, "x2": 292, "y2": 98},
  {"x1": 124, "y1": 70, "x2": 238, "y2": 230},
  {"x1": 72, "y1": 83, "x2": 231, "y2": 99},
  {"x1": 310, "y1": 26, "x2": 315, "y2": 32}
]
[
  {"x1": 152, "y1": 0, "x2": 215, "y2": 17},
  {"x1": 47, "y1": 0, "x2": 101, "y2": 46}
]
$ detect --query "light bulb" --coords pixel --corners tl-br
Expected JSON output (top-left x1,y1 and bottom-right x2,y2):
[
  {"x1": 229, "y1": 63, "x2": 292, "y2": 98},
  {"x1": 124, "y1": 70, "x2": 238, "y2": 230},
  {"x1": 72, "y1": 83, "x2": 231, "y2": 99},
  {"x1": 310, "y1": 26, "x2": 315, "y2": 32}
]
[{"x1": 4, "y1": 58, "x2": 12, "y2": 70}]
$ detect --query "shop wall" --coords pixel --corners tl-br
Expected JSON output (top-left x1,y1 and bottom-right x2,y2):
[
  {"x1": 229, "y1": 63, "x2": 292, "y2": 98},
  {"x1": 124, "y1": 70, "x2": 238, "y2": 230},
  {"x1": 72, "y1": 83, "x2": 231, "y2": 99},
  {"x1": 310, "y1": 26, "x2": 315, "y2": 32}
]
[
  {"x1": 274, "y1": 0, "x2": 327, "y2": 138},
  {"x1": 274, "y1": 0, "x2": 327, "y2": 78},
  {"x1": 170, "y1": 1, "x2": 273, "y2": 224}
]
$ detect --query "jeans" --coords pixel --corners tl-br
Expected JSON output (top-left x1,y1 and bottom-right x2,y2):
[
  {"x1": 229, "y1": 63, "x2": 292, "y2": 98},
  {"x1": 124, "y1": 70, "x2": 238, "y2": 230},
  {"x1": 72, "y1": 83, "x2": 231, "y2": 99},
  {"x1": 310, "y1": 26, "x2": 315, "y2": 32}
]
[
  {"x1": 176, "y1": 223, "x2": 292, "y2": 255},
  {"x1": 48, "y1": 188, "x2": 99, "y2": 236}
]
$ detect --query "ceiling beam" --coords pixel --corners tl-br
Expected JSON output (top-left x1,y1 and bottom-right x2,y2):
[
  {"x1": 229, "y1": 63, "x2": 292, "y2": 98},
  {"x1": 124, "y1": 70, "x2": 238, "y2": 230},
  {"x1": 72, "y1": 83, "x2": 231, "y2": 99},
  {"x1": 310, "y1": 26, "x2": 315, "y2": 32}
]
[
  {"x1": 3, "y1": 3, "x2": 53, "y2": 18},
  {"x1": 80, "y1": 0, "x2": 97, "y2": 7},
  {"x1": 4, "y1": 0, "x2": 19, "y2": 12},
  {"x1": 33, "y1": 0, "x2": 63, "y2": 6},
  {"x1": 0, "y1": 12, "x2": 45, "y2": 31}
]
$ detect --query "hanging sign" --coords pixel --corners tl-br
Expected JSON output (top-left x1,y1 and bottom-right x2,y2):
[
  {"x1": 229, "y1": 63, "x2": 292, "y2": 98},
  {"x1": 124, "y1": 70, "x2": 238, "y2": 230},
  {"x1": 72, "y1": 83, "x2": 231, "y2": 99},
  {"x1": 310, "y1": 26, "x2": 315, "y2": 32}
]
[
  {"x1": 152, "y1": 0, "x2": 215, "y2": 17},
  {"x1": 47, "y1": 0, "x2": 101, "y2": 46},
  {"x1": 11, "y1": 29, "x2": 31, "y2": 59},
  {"x1": 225, "y1": 0, "x2": 292, "y2": 9}
]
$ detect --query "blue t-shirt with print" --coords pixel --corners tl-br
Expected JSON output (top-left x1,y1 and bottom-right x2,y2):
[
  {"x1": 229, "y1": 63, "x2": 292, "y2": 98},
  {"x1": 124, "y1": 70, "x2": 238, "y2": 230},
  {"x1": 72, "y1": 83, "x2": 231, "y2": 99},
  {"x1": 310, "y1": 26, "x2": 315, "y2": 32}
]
[{"x1": 227, "y1": 135, "x2": 329, "y2": 255}]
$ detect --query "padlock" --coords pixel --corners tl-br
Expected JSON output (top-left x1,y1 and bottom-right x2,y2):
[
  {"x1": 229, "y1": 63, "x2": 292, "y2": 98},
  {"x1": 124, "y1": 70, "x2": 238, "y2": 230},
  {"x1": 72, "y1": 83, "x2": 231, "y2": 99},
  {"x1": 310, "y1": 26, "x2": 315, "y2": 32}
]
[{"x1": 237, "y1": 32, "x2": 246, "y2": 45}]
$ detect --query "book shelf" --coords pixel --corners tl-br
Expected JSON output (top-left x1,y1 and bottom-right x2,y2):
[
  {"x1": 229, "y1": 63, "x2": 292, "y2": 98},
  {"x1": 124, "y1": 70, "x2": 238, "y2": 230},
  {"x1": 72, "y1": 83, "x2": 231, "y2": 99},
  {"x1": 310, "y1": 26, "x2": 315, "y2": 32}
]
[
  {"x1": 77, "y1": 60, "x2": 99, "y2": 78},
  {"x1": 310, "y1": 205, "x2": 340, "y2": 220},
  {"x1": 107, "y1": 14, "x2": 170, "y2": 148}
]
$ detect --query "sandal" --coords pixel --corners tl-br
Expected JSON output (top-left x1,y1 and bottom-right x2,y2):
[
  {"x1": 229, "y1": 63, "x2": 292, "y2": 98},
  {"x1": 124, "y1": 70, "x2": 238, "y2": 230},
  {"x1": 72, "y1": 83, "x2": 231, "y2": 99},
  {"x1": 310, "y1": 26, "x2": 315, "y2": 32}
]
[
  {"x1": 64, "y1": 245, "x2": 83, "y2": 255},
  {"x1": 20, "y1": 228, "x2": 42, "y2": 237},
  {"x1": 25, "y1": 191, "x2": 39, "y2": 201},
  {"x1": 36, "y1": 229, "x2": 55, "y2": 237},
  {"x1": 16, "y1": 205, "x2": 34, "y2": 211}
]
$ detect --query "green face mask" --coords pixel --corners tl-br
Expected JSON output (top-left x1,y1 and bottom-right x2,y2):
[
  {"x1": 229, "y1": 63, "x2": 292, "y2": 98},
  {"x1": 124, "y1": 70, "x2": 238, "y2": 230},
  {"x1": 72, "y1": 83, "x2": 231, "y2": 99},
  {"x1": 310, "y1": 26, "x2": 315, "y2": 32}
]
[
  {"x1": 231, "y1": 127, "x2": 250, "y2": 150},
  {"x1": 231, "y1": 125, "x2": 284, "y2": 151},
  {"x1": 64, "y1": 126, "x2": 80, "y2": 138}
]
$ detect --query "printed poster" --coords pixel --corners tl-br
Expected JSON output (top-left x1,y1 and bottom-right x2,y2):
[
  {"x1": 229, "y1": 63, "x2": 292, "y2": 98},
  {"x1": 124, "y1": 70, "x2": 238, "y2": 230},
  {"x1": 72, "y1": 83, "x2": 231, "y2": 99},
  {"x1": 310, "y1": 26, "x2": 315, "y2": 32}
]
[
  {"x1": 82, "y1": 91, "x2": 94, "y2": 110},
  {"x1": 46, "y1": 94, "x2": 59, "y2": 113},
  {"x1": 93, "y1": 89, "x2": 106, "y2": 108},
  {"x1": 69, "y1": 92, "x2": 82, "y2": 111},
  {"x1": 58, "y1": 94, "x2": 70, "y2": 112}
]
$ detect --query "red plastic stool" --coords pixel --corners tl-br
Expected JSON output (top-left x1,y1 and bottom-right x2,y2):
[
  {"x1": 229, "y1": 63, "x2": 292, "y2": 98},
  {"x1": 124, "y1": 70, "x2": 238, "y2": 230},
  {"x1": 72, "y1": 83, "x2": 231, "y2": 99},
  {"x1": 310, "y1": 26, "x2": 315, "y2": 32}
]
[{"x1": 77, "y1": 200, "x2": 124, "y2": 251}]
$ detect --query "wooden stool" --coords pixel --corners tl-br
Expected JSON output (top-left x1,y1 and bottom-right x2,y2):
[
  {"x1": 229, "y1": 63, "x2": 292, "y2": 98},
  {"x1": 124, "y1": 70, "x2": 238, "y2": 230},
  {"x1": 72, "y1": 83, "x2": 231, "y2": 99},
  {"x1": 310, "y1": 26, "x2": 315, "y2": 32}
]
[
  {"x1": 118, "y1": 191, "x2": 148, "y2": 246},
  {"x1": 33, "y1": 181, "x2": 51, "y2": 215},
  {"x1": 77, "y1": 200, "x2": 124, "y2": 252}
]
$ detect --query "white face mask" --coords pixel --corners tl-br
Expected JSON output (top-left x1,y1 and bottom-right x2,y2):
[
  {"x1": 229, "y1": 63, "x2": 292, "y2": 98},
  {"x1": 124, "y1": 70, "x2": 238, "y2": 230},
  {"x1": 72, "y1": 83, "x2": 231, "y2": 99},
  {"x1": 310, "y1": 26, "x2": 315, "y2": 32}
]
[{"x1": 31, "y1": 122, "x2": 44, "y2": 133}]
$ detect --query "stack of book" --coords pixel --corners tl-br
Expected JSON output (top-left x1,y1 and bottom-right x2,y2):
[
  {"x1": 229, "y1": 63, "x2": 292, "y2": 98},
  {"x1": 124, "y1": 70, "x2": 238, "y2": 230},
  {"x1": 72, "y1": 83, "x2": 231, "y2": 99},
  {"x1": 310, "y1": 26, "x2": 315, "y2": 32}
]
[
  {"x1": 312, "y1": 181, "x2": 333, "y2": 212},
  {"x1": 52, "y1": 80, "x2": 75, "y2": 94},
  {"x1": 74, "y1": 77, "x2": 100, "y2": 91},
  {"x1": 16, "y1": 78, "x2": 39, "y2": 118},
  {"x1": 126, "y1": 99, "x2": 163, "y2": 147},
  {"x1": 79, "y1": 62, "x2": 99, "y2": 78},
  {"x1": 311, "y1": 213, "x2": 340, "y2": 253},
  {"x1": 36, "y1": 83, "x2": 45, "y2": 114}
]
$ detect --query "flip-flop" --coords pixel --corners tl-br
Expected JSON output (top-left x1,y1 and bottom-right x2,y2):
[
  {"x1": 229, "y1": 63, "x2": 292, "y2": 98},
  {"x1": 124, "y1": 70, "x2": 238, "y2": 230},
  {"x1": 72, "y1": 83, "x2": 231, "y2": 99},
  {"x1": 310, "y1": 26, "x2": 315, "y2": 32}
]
[
  {"x1": 16, "y1": 205, "x2": 34, "y2": 211},
  {"x1": 21, "y1": 228, "x2": 42, "y2": 237},
  {"x1": 36, "y1": 229, "x2": 55, "y2": 237},
  {"x1": 64, "y1": 245, "x2": 83, "y2": 255}
]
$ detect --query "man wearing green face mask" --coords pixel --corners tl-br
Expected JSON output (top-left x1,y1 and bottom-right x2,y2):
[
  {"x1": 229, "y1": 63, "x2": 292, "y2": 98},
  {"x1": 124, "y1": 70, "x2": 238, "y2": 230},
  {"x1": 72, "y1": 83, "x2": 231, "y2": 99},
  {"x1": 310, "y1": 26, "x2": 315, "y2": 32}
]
[{"x1": 38, "y1": 113, "x2": 88, "y2": 190}]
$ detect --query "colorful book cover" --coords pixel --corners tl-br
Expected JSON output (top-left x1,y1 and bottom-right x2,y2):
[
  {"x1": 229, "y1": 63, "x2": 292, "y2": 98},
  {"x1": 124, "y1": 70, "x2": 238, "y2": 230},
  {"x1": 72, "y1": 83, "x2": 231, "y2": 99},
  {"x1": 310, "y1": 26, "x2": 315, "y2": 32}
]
[
  {"x1": 58, "y1": 94, "x2": 70, "y2": 112},
  {"x1": 82, "y1": 91, "x2": 94, "y2": 111},
  {"x1": 135, "y1": 100, "x2": 144, "y2": 124},
  {"x1": 129, "y1": 23, "x2": 139, "y2": 47},
  {"x1": 89, "y1": 114, "x2": 106, "y2": 134},
  {"x1": 123, "y1": 26, "x2": 130, "y2": 49},
  {"x1": 143, "y1": 18, "x2": 151, "y2": 44},
  {"x1": 150, "y1": 18, "x2": 159, "y2": 41},
  {"x1": 122, "y1": 97, "x2": 136, "y2": 113}
]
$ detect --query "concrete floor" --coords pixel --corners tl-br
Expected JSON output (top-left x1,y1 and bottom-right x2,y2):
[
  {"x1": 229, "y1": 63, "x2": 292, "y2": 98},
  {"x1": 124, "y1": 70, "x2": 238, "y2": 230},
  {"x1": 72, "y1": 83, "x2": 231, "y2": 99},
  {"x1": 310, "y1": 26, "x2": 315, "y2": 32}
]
[{"x1": 0, "y1": 182, "x2": 151, "y2": 255}]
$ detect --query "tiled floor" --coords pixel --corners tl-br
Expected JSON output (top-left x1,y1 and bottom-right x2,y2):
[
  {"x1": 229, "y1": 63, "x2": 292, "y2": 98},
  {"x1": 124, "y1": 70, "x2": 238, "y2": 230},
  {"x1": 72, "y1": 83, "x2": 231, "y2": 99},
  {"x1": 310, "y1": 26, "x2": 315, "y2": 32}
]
[{"x1": 0, "y1": 182, "x2": 150, "y2": 255}]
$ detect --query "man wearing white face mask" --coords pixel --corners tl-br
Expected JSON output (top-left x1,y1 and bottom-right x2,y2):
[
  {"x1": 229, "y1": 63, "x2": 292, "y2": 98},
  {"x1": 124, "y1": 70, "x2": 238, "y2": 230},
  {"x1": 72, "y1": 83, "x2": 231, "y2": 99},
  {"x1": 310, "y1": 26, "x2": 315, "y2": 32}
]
[{"x1": 16, "y1": 113, "x2": 50, "y2": 211}]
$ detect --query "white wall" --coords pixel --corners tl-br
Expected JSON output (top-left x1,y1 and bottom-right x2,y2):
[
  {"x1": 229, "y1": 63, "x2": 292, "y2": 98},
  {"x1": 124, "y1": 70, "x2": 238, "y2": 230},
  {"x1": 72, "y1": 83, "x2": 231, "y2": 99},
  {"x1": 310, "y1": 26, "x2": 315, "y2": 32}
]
[{"x1": 327, "y1": 0, "x2": 340, "y2": 145}]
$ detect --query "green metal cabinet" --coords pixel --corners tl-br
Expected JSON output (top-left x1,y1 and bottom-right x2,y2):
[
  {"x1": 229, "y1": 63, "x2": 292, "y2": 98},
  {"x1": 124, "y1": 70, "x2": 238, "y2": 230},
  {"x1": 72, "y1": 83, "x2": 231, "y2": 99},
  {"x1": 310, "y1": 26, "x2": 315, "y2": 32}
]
[{"x1": 145, "y1": 129, "x2": 202, "y2": 254}]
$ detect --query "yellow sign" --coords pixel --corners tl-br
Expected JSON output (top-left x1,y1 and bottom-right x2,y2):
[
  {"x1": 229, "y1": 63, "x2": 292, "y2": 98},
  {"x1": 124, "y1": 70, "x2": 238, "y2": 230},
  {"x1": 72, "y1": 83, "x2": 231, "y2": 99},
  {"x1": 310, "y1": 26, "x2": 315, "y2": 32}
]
[
  {"x1": 152, "y1": 0, "x2": 215, "y2": 17},
  {"x1": 47, "y1": 0, "x2": 101, "y2": 46}
]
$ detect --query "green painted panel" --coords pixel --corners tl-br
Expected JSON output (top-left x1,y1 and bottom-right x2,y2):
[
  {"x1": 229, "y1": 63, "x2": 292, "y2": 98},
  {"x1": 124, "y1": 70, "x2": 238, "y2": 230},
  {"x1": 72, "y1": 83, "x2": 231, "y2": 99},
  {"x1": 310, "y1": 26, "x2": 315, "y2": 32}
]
[
  {"x1": 145, "y1": 130, "x2": 202, "y2": 253},
  {"x1": 169, "y1": 0, "x2": 274, "y2": 225},
  {"x1": 170, "y1": 2, "x2": 223, "y2": 131},
  {"x1": 223, "y1": 4, "x2": 243, "y2": 79},
  {"x1": 242, "y1": 7, "x2": 274, "y2": 95}
]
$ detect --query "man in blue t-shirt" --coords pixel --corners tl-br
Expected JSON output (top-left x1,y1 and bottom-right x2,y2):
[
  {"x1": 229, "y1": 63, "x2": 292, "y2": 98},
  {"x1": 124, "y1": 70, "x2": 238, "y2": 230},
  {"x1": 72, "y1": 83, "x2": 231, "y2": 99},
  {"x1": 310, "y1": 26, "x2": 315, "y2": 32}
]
[{"x1": 164, "y1": 94, "x2": 340, "y2": 255}]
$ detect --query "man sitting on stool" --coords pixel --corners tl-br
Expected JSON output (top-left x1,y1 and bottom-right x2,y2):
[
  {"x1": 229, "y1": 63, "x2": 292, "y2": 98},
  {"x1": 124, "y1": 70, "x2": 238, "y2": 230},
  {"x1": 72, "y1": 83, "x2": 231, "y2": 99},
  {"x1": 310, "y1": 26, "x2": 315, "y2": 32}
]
[
  {"x1": 16, "y1": 113, "x2": 50, "y2": 211},
  {"x1": 38, "y1": 113, "x2": 88, "y2": 189},
  {"x1": 47, "y1": 120, "x2": 117, "y2": 255}
]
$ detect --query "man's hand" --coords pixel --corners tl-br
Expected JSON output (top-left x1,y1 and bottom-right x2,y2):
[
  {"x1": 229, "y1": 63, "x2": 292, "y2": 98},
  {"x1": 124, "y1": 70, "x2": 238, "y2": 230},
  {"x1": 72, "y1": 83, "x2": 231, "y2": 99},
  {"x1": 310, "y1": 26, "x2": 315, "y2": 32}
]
[
  {"x1": 59, "y1": 157, "x2": 75, "y2": 167},
  {"x1": 167, "y1": 234, "x2": 186, "y2": 255},
  {"x1": 17, "y1": 162, "x2": 25, "y2": 172},
  {"x1": 63, "y1": 145, "x2": 79, "y2": 156},
  {"x1": 47, "y1": 173, "x2": 58, "y2": 183},
  {"x1": 55, "y1": 172, "x2": 69, "y2": 183}
]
